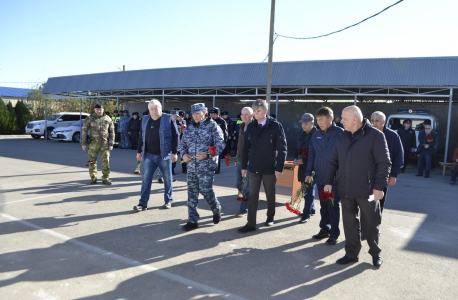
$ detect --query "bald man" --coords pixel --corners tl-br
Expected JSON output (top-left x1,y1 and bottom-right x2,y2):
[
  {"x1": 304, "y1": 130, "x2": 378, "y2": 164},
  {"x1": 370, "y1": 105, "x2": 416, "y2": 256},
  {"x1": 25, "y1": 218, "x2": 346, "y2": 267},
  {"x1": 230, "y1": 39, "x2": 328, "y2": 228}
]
[{"x1": 324, "y1": 106, "x2": 391, "y2": 268}]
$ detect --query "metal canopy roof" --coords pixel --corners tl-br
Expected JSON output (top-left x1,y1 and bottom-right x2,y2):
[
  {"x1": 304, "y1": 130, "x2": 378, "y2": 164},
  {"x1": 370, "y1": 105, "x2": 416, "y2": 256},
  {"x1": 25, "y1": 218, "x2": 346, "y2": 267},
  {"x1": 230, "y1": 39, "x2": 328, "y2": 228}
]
[
  {"x1": 0, "y1": 86, "x2": 30, "y2": 98},
  {"x1": 42, "y1": 57, "x2": 458, "y2": 97}
]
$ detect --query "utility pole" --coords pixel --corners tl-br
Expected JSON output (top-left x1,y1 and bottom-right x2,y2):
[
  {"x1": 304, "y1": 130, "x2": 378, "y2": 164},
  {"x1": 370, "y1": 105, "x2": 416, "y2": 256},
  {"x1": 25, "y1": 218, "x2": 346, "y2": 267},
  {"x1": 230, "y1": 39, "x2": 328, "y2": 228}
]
[{"x1": 266, "y1": 0, "x2": 276, "y2": 111}]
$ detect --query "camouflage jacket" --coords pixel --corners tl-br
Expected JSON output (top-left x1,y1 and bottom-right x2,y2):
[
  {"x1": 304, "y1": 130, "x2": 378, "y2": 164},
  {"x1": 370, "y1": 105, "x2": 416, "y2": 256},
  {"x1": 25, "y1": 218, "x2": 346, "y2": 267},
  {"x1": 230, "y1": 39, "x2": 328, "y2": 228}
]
[
  {"x1": 181, "y1": 117, "x2": 225, "y2": 173},
  {"x1": 82, "y1": 113, "x2": 115, "y2": 146}
]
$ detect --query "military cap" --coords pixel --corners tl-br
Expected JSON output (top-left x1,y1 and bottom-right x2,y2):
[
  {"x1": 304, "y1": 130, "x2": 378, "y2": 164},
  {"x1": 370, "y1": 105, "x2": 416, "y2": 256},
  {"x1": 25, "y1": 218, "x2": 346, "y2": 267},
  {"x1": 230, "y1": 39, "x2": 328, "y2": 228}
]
[
  {"x1": 143, "y1": 110, "x2": 149, "y2": 115},
  {"x1": 178, "y1": 110, "x2": 185, "y2": 117},
  {"x1": 132, "y1": 112, "x2": 139, "y2": 116},
  {"x1": 191, "y1": 103, "x2": 208, "y2": 114},
  {"x1": 403, "y1": 119, "x2": 412, "y2": 124},
  {"x1": 123, "y1": 110, "x2": 129, "y2": 113},
  {"x1": 113, "y1": 110, "x2": 118, "y2": 113},
  {"x1": 170, "y1": 110, "x2": 178, "y2": 116},
  {"x1": 209, "y1": 107, "x2": 220, "y2": 114},
  {"x1": 221, "y1": 111, "x2": 229, "y2": 116},
  {"x1": 94, "y1": 104, "x2": 103, "y2": 109},
  {"x1": 270, "y1": 113, "x2": 276, "y2": 119},
  {"x1": 185, "y1": 111, "x2": 191, "y2": 115}
]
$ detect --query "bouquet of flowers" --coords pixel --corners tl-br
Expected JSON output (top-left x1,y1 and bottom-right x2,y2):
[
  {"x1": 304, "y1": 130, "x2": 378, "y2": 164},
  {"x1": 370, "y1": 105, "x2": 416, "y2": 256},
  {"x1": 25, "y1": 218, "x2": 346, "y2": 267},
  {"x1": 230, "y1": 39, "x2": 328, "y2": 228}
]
[
  {"x1": 285, "y1": 174, "x2": 314, "y2": 215},
  {"x1": 134, "y1": 160, "x2": 141, "y2": 174},
  {"x1": 426, "y1": 136, "x2": 433, "y2": 142},
  {"x1": 297, "y1": 148, "x2": 309, "y2": 160},
  {"x1": 319, "y1": 190, "x2": 335, "y2": 206},
  {"x1": 237, "y1": 176, "x2": 248, "y2": 202},
  {"x1": 224, "y1": 154, "x2": 242, "y2": 166},
  {"x1": 181, "y1": 146, "x2": 216, "y2": 164}
]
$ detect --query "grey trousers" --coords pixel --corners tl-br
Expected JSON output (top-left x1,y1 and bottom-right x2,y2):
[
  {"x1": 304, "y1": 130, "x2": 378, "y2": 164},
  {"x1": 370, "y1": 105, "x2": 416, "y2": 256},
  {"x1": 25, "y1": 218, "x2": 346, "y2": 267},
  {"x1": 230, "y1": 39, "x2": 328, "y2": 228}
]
[
  {"x1": 341, "y1": 197, "x2": 382, "y2": 259},
  {"x1": 247, "y1": 172, "x2": 277, "y2": 227}
]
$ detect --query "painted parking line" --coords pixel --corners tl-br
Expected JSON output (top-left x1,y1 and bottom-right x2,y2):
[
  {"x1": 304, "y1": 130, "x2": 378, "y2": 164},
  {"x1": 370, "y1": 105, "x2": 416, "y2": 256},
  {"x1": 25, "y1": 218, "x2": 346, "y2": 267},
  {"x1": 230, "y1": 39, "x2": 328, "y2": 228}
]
[
  {"x1": 0, "y1": 212, "x2": 249, "y2": 300},
  {"x1": 0, "y1": 193, "x2": 70, "y2": 205}
]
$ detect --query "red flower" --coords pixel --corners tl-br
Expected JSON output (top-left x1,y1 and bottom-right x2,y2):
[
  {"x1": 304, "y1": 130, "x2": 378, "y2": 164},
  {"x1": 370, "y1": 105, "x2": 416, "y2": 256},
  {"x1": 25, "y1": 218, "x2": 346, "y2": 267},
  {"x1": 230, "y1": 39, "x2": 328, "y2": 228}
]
[
  {"x1": 209, "y1": 146, "x2": 216, "y2": 156},
  {"x1": 180, "y1": 124, "x2": 185, "y2": 130},
  {"x1": 329, "y1": 192, "x2": 335, "y2": 198},
  {"x1": 426, "y1": 136, "x2": 433, "y2": 142},
  {"x1": 224, "y1": 154, "x2": 231, "y2": 166},
  {"x1": 298, "y1": 148, "x2": 305, "y2": 156}
]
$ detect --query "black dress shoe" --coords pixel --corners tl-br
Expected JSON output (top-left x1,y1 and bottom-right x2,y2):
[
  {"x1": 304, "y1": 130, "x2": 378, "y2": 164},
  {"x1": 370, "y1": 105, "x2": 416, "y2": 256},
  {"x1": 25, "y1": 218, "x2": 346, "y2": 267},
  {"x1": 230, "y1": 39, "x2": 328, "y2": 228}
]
[
  {"x1": 336, "y1": 256, "x2": 359, "y2": 265},
  {"x1": 182, "y1": 222, "x2": 198, "y2": 231},
  {"x1": 424, "y1": 175, "x2": 430, "y2": 178},
  {"x1": 237, "y1": 224, "x2": 256, "y2": 233},
  {"x1": 313, "y1": 231, "x2": 330, "y2": 239},
  {"x1": 326, "y1": 236, "x2": 338, "y2": 245},
  {"x1": 401, "y1": 169, "x2": 405, "y2": 173},
  {"x1": 213, "y1": 213, "x2": 221, "y2": 224},
  {"x1": 415, "y1": 174, "x2": 423, "y2": 177},
  {"x1": 311, "y1": 209, "x2": 316, "y2": 215},
  {"x1": 158, "y1": 178, "x2": 164, "y2": 183},
  {"x1": 373, "y1": 256, "x2": 383, "y2": 268}
]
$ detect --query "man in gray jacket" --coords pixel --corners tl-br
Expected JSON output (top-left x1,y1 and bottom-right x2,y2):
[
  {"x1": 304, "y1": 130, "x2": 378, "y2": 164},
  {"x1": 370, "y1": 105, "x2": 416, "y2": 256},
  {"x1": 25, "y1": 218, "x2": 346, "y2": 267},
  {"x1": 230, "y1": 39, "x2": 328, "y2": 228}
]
[{"x1": 324, "y1": 106, "x2": 391, "y2": 268}]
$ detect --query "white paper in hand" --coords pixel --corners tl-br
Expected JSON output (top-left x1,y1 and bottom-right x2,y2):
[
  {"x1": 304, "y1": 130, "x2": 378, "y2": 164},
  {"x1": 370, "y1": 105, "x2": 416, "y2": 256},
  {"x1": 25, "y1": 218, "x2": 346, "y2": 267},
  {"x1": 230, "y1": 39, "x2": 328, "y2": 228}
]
[{"x1": 368, "y1": 194, "x2": 375, "y2": 202}]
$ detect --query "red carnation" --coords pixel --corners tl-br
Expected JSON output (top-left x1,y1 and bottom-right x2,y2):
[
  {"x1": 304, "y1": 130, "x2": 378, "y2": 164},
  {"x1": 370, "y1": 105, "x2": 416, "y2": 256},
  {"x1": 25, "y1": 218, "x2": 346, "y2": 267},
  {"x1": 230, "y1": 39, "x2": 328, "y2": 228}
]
[
  {"x1": 224, "y1": 154, "x2": 231, "y2": 166},
  {"x1": 209, "y1": 146, "x2": 216, "y2": 156},
  {"x1": 426, "y1": 136, "x2": 433, "y2": 142},
  {"x1": 329, "y1": 192, "x2": 335, "y2": 198},
  {"x1": 180, "y1": 124, "x2": 185, "y2": 130}
]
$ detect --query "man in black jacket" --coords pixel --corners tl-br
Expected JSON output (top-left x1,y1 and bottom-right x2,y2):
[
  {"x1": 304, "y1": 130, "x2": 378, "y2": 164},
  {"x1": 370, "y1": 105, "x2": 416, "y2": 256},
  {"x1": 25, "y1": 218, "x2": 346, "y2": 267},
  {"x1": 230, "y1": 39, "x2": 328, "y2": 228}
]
[
  {"x1": 371, "y1": 111, "x2": 404, "y2": 212},
  {"x1": 128, "y1": 112, "x2": 141, "y2": 150},
  {"x1": 237, "y1": 99, "x2": 287, "y2": 233},
  {"x1": 324, "y1": 106, "x2": 391, "y2": 268},
  {"x1": 209, "y1": 107, "x2": 228, "y2": 174},
  {"x1": 397, "y1": 119, "x2": 416, "y2": 172}
]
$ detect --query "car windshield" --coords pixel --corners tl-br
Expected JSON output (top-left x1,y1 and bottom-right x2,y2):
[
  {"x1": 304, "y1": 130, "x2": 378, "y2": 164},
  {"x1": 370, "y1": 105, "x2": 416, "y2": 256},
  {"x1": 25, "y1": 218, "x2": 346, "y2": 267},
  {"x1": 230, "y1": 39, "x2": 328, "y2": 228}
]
[
  {"x1": 46, "y1": 115, "x2": 60, "y2": 121},
  {"x1": 388, "y1": 118, "x2": 431, "y2": 131},
  {"x1": 71, "y1": 120, "x2": 84, "y2": 126}
]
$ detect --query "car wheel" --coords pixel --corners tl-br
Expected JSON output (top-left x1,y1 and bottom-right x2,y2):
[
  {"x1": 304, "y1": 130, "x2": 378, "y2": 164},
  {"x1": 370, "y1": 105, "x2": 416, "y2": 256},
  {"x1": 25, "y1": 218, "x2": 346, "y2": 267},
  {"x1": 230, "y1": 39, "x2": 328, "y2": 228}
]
[
  {"x1": 72, "y1": 132, "x2": 81, "y2": 142},
  {"x1": 31, "y1": 134, "x2": 41, "y2": 139}
]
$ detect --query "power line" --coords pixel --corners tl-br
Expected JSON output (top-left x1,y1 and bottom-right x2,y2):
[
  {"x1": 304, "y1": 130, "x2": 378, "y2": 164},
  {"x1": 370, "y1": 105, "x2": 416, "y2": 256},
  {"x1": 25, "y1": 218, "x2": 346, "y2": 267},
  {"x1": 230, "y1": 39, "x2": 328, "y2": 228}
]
[{"x1": 276, "y1": 0, "x2": 404, "y2": 40}]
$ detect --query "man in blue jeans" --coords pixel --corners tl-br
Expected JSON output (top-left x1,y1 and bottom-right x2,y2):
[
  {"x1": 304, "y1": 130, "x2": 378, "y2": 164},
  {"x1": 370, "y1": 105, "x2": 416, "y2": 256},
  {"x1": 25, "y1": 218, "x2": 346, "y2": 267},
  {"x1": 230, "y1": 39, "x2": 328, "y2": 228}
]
[
  {"x1": 133, "y1": 99, "x2": 179, "y2": 211},
  {"x1": 234, "y1": 107, "x2": 253, "y2": 217},
  {"x1": 416, "y1": 124, "x2": 437, "y2": 178},
  {"x1": 293, "y1": 113, "x2": 316, "y2": 223},
  {"x1": 305, "y1": 107, "x2": 343, "y2": 245}
]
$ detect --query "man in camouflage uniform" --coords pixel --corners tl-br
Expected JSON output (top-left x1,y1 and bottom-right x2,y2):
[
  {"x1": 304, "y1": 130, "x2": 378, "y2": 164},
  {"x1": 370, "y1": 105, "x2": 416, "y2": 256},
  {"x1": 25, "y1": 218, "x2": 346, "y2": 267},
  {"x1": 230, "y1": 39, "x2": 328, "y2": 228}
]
[
  {"x1": 181, "y1": 103, "x2": 225, "y2": 231},
  {"x1": 82, "y1": 104, "x2": 115, "y2": 185}
]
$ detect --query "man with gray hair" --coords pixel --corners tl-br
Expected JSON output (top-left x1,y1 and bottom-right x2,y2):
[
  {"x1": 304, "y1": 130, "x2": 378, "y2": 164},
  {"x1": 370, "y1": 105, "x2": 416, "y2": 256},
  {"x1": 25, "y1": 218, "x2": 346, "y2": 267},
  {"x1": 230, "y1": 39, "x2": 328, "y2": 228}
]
[
  {"x1": 233, "y1": 107, "x2": 254, "y2": 217},
  {"x1": 238, "y1": 99, "x2": 287, "y2": 233},
  {"x1": 134, "y1": 99, "x2": 179, "y2": 211},
  {"x1": 370, "y1": 111, "x2": 404, "y2": 213},
  {"x1": 181, "y1": 103, "x2": 226, "y2": 231},
  {"x1": 325, "y1": 105, "x2": 391, "y2": 268}
]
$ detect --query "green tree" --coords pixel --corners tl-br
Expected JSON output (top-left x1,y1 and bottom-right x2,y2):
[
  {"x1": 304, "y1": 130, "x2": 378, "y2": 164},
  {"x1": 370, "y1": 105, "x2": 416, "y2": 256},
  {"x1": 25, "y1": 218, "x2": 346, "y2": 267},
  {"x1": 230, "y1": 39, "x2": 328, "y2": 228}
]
[
  {"x1": 14, "y1": 100, "x2": 32, "y2": 134},
  {"x1": 0, "y1": 97, "x2": 10, "y2": 134},
  {"x1": 6, "y1": 102, "x2": 18, "y2": 134}
]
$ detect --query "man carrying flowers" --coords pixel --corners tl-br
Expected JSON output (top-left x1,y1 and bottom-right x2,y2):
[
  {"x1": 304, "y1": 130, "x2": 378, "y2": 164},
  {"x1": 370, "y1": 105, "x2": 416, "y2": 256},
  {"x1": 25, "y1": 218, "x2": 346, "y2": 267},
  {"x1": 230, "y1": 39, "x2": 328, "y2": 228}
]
[
  {"x1": 181, "y1": 103, "x2": 225, "y2": 231},
  {"x1": 293, "y1": 113, "x2": 317, "y2": 223},
  {"x1": 305, "y1": 107, "x2": 343, "y2": 245}
]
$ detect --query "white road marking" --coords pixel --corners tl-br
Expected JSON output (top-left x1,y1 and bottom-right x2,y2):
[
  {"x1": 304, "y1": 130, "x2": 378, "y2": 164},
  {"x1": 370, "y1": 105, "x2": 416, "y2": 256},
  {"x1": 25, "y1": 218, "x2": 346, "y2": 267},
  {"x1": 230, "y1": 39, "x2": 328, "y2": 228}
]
[
  {"x1": 0, "y1": 193, "x2": 70, "y2": 205},
  {"x1": 0, "y1": 212, "x2": 249, "y2": 300}
]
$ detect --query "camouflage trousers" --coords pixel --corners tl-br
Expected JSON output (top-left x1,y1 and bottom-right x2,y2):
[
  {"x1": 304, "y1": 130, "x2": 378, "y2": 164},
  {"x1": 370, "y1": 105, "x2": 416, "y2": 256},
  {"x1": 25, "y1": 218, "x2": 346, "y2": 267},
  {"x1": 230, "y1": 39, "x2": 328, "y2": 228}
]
[
  {"x1": 187, "y1": 171, "x2": 221, "y2": 223},
  {"x1": 88, "y1": 142, "x2": 110, "y2": 180}
]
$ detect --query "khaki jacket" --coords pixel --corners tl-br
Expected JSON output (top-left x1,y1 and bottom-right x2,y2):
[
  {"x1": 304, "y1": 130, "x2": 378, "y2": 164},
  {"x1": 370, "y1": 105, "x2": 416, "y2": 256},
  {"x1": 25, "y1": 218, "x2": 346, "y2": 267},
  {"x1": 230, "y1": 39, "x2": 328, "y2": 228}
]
[{"x1": 82, "y1": 113, "x2": 115, "y2": 146}]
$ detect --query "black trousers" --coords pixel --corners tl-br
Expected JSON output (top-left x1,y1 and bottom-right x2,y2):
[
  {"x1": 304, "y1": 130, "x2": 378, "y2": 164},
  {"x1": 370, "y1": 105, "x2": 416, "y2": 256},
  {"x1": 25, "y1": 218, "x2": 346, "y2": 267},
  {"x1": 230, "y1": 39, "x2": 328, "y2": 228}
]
[
  {"x1": 401, "y1": 150, "x2": 409, "y2": 171},
  {"x1": 341, "y1": 197, "x2": 382, "y2": 260},
  {"x1": 247, "y1": 172, "x2": 276, "y2": 227},
  {"x1": 379, "y1": 187, "x2": 388, "y2": 213},
  {"x1": 130, "y1": 131, "x2": 139, "y2": 150}
]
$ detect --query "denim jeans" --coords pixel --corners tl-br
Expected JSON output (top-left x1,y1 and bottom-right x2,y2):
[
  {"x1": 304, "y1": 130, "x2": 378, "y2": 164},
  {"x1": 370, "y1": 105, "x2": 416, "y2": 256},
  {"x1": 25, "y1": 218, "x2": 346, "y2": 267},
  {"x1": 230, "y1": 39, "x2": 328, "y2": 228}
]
[
  {"x1": 301, "y1": 183, "x2": 316, "y2": 219},
  {"x1": 417, "y1": 152, "x2": 432, "y2": 176},
  {"x1": 235, "y1": 163, "x2": 249, "y2": 213},
  {"x1": 451, "y1": 167, "x2": 458, "y2": 182},
  {"x1": 139, "y1": 153, "x2": 173, "y2": 206},
  {"x1": 317, "y1": 184, "x2": 341, "y2": 238}
]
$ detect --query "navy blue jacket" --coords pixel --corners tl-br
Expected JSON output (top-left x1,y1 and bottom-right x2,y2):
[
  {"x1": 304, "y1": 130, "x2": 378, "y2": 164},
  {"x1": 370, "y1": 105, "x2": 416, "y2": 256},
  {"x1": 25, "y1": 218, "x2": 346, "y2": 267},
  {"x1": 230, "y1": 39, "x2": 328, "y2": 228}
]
[
  {"x1": 383, "y1": 126, "x2": 404, "y2": 178},
  {"x1": 417, "y1": 131, "x2": 437, "y2": 155},
  {"x1": 397, "y1": 127, "x2": 416, "y2": 150},
  {"x1": 242, "y1": 117, "x2": 287, "y2": 174},
  {"x1": 305, "y1": 124, "x2": 344, "y2": 185},
  {"x1": 325, "y1": 120, "x2": 391, "y2": 199},
  {"x1": 294, "y1": 127, "x2": 316, "y2": 182}
]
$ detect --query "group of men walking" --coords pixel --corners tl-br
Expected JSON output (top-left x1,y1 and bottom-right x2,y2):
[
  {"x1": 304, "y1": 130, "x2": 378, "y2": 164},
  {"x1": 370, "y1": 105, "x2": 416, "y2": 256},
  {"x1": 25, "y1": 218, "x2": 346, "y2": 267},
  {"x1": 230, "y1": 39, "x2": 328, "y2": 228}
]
[{"x1": 80, "y1": 97, "x2": 440, "y2": 269}]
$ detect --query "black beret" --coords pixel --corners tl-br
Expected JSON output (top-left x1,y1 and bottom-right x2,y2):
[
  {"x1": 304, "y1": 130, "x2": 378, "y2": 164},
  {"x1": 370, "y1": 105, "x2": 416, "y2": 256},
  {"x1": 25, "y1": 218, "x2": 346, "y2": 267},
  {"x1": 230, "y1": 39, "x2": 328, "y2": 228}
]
[{"x1": 94, "y1": 104, "x2": 103, "y2": 109}]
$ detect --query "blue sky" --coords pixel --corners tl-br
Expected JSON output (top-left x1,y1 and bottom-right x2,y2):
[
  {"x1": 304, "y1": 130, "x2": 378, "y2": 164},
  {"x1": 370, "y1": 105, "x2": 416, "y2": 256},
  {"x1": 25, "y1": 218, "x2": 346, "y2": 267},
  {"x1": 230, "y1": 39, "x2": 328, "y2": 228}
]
[{"x1": 1, "y1": 0, "x2": 457, "y2": 88}]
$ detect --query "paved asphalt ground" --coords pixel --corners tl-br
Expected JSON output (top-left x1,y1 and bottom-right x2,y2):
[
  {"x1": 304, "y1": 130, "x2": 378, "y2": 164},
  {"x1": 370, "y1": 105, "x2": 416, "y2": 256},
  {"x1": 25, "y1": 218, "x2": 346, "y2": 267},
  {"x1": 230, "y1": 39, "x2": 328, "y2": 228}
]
[{"x1": 0, "y1": 136, "x2": 457, "y2": 300}]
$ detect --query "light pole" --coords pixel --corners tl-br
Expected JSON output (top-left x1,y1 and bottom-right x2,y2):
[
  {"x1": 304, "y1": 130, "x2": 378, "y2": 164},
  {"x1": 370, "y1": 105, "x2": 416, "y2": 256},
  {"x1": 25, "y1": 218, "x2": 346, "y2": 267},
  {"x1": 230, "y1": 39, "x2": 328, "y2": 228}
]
[{"x1": 266, "y1": 0, "x2": 276, "y2": 111}]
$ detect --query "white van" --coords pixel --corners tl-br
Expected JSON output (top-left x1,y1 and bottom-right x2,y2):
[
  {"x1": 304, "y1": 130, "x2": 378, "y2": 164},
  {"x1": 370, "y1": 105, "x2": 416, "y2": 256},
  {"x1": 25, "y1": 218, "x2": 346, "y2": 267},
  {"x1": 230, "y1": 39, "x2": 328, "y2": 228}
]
[{"x1": 386, "y1": 109, "x2": 439, "y2": 152}]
